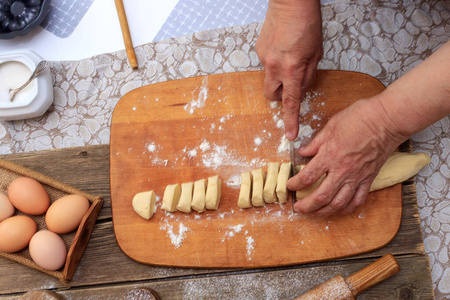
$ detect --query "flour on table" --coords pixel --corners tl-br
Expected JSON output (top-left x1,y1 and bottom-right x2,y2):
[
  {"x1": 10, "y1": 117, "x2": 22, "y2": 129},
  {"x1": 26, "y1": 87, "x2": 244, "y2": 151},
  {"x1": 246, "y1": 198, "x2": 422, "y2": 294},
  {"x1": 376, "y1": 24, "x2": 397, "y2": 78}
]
[
  {"x1": 230, "y1": 224, "x2": 244, "y2": 233},
  {"x1": 226, "y1": 175, "x2": 241, "y2": 188},
  {"x1": 254, "y1": 137, "x2": 262, "y2": 146},
  {"x1": 269, "y1": 101, "x2": 279, "y2": 109},
  {"x1": 201, "y1": 144, "x2": 246, "y2": 169},
  {"x1": 246, "y1": 236, "x2": 255, "y2": 260},
  {"x1": 188, "y1": 148, "x2": 197, "y2": 158},
  {"x1": 184, "y1": 77, "x2": 209, "y2": 114},
  {"x1": 222, "y1": 224, "x2": 245, "y2": 241},
  {"x1": 146, "y1": 142, "x2": 157, "y2": 152},
  {"x1": 199, "y1": 140, "x2": 211, "y2": 152},
  {"x1": 160, "y1": 222, "x2": 190, "y2": 248},
  {"x1": 278, "y1": 135, "x2": 290, "y2": 153},
  {"x1": 276, "y1": 119, "x2": 284, "y2": 128},
  {"x1": 152, "y1": 157, "x2": 169, "y2": 166}
]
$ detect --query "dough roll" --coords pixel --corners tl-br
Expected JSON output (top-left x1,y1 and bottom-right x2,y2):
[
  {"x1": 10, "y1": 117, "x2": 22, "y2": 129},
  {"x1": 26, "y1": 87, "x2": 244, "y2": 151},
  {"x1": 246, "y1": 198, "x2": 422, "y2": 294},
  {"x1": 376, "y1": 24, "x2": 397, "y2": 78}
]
[
  {"x1": 192, "y1": 179, "x2": 207, "y2": 213},
  {"x1": 177, "y1": 182, "x2": 194, "y2": 213},
  {"x1": 161, "y1": 184, "x2": 181, "y2": 212},
  {"x1": 251, "y1": 168, "x2": 265, "y2": 207},
  {"x1": 263, "y1": 162, "x2": 280, "y2": 203},
  {"x1": 132, "y1": 190, "x2": 156, "y2": 220},
  {"x1": 205, "y1": 175, "x2": 222, "y2": 210},
  {"x1": 238, "y1": 172, "x2": 252, "y2": 209},
  {"x1": 276, "y1": 162, "x2": 291, "y2": 204}
]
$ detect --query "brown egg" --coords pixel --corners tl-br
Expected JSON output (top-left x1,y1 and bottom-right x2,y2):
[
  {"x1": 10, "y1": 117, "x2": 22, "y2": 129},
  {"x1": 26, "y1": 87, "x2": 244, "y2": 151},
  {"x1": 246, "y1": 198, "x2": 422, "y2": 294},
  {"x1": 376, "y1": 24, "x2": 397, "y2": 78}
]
[
  {"x1": 29, "y1": 230, "x2": 67, "y2": 271},
  {"x1": 0, "y1": 215, "x2": 37, "y2": 253},
  {"x1": 0, "y1": 192, "x2": 15, "y2": 222},
  {"x1": 8, "y1": 177, "x2": 50, "y2": 215},
  {"x1": 45, "y1": 194, "x2": 90, "y2": 234}
]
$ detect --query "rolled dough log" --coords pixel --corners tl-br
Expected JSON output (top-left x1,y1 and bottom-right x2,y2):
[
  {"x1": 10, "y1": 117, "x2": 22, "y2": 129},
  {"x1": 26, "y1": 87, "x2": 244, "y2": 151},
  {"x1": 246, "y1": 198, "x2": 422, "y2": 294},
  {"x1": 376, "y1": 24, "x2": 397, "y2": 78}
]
[
  {"x1": 296, "y1": 152, "x2": 431, "y2": 199},
  {"x1": 238, "y1": 172, "x2": 252, "y2": 209},
  {"x1": 369, "y1": 152, "x2": 430, "y2": 191},
  {"x1": 263, "y1": 162, "x2": 280, "y2": 203},
  {"x1": 192, "y1": 179, "x2": 207, "y2": 213},
  {"x1": 276, "y1": 162, "x2": 292, "y2": 204},
  {"x1": 161, "y1": 184, "x2": 181, "y2": 212},
  {"x1": 251, "y1": 168, "x2": 265, "y2": 207},
  {"x1": 177, "y1": 182, "x2": 194, "y2": 213},
  {"x1": 205, "y1": 175, "x2": 222, "y2": 210},
  {"x1": 132, "y1": 190, "x2": 156, "y2": 220}
]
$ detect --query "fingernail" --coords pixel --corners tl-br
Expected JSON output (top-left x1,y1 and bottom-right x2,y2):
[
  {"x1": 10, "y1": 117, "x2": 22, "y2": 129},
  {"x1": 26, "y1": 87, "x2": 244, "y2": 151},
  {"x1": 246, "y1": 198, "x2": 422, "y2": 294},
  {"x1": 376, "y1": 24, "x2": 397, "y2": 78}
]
[{"x1": 286, "y1": 131, "x2": 294, "y2": 140}]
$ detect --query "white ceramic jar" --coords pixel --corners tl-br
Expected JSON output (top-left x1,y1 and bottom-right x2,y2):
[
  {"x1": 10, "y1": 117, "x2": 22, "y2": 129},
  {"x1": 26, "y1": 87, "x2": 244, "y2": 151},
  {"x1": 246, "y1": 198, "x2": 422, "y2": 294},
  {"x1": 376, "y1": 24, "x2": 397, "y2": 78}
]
[{"x1": 0, "y1": 50, "x2": 53, "y2": 120}]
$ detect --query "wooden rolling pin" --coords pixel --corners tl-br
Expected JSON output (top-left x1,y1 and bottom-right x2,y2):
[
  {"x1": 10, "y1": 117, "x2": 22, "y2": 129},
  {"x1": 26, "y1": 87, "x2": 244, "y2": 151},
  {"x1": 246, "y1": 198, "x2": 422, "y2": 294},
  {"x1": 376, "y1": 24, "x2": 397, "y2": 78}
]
[{"x1": 296, "y1": 254, "x2": 400, "y2": 299}]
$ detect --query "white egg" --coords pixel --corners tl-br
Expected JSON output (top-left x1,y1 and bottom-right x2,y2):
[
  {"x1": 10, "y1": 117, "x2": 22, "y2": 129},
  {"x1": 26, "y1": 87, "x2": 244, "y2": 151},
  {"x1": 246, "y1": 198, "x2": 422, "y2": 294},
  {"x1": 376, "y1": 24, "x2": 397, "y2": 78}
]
[{"x1": 29, "y1": 230, "x2": 67, "y2": 271}]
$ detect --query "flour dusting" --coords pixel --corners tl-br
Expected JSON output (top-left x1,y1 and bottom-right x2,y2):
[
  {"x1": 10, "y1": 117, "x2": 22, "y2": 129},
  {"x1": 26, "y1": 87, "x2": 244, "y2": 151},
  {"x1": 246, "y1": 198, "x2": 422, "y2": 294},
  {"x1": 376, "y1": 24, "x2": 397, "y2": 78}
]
[
  {"x1": 184, "y1": 77, "x2": 209, "y2": 114},
  {"x1": 277, "y1": 135, "x2": 290, "y2": 153},
  {"x1": 226, "y1": 175, "x2": 241, "y2": 188},
  {"x1": 188, "y1": 148, "x2": 197, "y2": 158},
  {"x1": 201, "y1": 144, "x2": 246, "y2": 169},
  {"x1": 269, "y1": 101, "x2": 279, "y2": 109},
  {"x1": 160, "y1": 222, "x2": 190, "y2": 248},
  {"x1": 246, "y1": 236, "x2": 255, "y2": 260},
  {"x1": 146, "y1": 142, "x2": 156, "y2": 152},
  {"x1": 276, "y1": 119, "x2": 284, "y2": 128},
  {"x1": 199, "y1": 140, "x2": 211, "y2": 152}
]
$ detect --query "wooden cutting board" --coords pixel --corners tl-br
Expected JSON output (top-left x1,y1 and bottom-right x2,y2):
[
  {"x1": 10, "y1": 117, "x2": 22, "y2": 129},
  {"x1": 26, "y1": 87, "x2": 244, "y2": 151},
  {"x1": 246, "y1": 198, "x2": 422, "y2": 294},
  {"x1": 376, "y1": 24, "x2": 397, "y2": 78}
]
[{"x1": 110, "y1": 70, "x2": 402, "y2": 268}]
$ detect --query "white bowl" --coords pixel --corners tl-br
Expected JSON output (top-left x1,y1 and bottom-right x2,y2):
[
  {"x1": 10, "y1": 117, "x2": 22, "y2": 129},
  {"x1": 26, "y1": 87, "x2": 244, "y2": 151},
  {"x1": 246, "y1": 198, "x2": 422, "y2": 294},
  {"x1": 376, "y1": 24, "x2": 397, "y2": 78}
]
[{"x1": 0, "y1": 50, "x2": 53, "y2": 120}]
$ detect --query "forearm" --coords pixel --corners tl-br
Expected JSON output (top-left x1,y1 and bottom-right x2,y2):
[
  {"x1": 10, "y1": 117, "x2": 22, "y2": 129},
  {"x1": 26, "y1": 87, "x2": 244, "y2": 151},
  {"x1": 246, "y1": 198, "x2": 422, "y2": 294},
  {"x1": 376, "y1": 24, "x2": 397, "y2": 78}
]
[
  {"x1": 375, "y1": 41, "x2": 450, "y2": 139},
  {"x1": 268, "y1": 0, "x2": 321, "y2": 17}
]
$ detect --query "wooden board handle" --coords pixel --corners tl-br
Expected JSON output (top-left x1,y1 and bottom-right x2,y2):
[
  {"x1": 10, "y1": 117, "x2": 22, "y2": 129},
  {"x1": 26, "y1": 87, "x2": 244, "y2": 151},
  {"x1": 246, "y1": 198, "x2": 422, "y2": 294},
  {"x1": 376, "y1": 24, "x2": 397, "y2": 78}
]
[{"x1": 345, "y1": 254, "x2": 400, "y2": 297}]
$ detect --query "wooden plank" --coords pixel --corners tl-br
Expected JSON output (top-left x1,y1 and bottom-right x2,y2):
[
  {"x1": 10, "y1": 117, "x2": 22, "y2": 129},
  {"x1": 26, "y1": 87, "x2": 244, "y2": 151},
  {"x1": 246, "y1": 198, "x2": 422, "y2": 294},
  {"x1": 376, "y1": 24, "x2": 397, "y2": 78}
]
[
  {"x1": 0, "y1": 141, "x2": 429, "y2": 295},
  {"x1": 110, "y1": 70, "x2": 403, "y2": 268},
  {"x1": 5, "y1": 256, "x2": 433, "y2": 299}
]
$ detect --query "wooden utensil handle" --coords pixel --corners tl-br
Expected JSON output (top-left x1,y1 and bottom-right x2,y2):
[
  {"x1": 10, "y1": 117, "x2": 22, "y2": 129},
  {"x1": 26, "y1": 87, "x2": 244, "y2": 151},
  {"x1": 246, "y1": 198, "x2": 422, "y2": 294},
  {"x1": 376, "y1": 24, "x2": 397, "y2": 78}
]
[
  {"x1": 345, "y1": 254, "x2": 400, "y2": 297},
  {"x1": 114, "y1": 0, "x2": 138, "y2": 69}
]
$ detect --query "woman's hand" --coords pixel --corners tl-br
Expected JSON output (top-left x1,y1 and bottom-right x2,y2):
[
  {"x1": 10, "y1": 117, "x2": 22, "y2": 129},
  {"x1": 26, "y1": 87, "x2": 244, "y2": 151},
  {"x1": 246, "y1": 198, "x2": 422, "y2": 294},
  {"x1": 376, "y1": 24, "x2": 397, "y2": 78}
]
[
  {"x1": 287, "y1": 97, "x2": 407, "y2": 216},
  {"x1": 256, "y1": 0, "x2": 323, "y2": 140}
]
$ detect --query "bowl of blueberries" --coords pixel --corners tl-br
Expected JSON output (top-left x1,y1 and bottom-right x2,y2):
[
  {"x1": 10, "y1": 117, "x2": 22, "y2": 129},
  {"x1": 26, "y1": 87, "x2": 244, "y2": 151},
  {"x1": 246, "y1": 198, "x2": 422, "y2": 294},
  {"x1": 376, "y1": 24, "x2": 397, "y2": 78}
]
[{"x1": 0, "y1": 0, "x2": 50, "y2": 39}]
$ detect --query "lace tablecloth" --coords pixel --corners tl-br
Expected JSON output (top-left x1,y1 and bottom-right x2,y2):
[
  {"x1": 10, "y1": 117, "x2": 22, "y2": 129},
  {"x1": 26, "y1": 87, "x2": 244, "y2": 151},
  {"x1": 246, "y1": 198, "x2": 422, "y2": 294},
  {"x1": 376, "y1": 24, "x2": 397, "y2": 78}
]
[{"x1": 0, "y1": 0, "x2": 448, "y2": 298}]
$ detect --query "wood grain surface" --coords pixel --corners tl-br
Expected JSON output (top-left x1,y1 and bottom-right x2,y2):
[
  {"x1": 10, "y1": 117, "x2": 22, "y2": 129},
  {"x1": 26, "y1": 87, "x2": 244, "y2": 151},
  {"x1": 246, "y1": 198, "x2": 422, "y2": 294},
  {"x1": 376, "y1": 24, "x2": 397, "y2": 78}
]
[
  {"x1": 110, "y1": 70, "x2": 402, "y2": 268},
  {"x1": 0, "y1": 143, "x2": 433, "y2": 299}
]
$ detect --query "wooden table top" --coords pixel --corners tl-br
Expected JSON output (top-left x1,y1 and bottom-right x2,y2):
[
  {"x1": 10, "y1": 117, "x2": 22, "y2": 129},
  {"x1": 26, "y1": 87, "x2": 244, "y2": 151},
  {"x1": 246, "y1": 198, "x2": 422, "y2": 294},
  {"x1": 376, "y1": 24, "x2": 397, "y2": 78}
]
[{"x1": 0, "y1": 141, "x2": 434, "y2": 299}]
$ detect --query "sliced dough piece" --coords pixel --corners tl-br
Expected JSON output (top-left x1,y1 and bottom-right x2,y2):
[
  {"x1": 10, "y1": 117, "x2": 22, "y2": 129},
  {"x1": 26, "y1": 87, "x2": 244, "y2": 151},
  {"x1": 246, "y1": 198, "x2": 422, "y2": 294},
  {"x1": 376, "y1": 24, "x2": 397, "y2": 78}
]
[
  {"x1": 263, "y1": 162, "x2": 280, "y2": 203},
  {"x1": 205, "y1": 175, "x2": 222, "y2": 210},
  {"x1": 192, "y1": 179, "x2": 207, "y2": 213},
  {"x1": 161, "y1": 184, "x2": 181, "y2": 212},
  {"x1": 276, "y1": 162, "x2": 291, "y2": 204},
  {"x1": 238, "y1": 172, "x2": 252, "y2": 208},
  {"x1": 295, "y1": 152, "x2": 431, "y2": 199},
  {"x1": 177, "y1": 182, "x2": 194, "y2": 213},
  {"x1": 132, "y1": 191, "x2": 156, "y2": 220},
  {"x1": 369, "y1": 152, "x2": 430, "y2": 191},
  {"x1": 251, "y1": 168, "x2": 265, "y2": 207}
]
